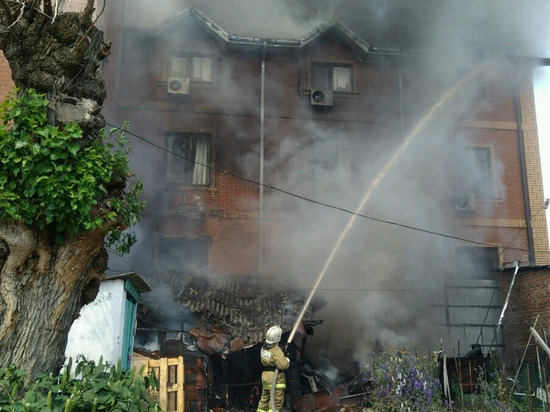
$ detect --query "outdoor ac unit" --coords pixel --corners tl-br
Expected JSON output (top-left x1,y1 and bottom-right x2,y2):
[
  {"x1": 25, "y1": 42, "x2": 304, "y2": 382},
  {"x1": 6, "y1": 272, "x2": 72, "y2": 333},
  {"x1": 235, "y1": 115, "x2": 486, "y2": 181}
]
[
  {"x1": 455, "y1": 192, "x2": 476, "y2": 212},
  {"x1": 167, "y1": 77, "x2": 190, "y2": 95},
  {"x1": 310, "y1": 89, "x2": 333, "y2": 107}
]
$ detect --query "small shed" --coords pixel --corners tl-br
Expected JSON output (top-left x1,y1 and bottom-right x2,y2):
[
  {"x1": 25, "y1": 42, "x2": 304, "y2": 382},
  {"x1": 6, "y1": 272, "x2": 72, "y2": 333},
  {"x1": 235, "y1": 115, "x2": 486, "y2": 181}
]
[{"x1": 65, "y1": 271, "x2": 151, "y2": 370}]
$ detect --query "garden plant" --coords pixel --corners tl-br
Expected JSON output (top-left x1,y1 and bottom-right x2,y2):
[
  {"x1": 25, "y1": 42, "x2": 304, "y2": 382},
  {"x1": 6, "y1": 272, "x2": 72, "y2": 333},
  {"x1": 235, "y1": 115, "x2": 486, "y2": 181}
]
[{"x1": 0, "y1": 357, "x2": 161, "y2": 411}]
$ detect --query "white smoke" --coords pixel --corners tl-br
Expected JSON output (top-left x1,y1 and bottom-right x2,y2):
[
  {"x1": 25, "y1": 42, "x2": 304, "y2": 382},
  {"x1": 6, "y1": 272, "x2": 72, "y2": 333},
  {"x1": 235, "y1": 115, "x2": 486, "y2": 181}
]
[{"x1": 104, "y1": 0, "x2": 550, "y2": 371}]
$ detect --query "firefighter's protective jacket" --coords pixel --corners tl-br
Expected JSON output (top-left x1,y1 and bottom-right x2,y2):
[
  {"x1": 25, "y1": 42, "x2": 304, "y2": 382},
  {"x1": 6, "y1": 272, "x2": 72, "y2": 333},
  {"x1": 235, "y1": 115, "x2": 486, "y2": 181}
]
[{"x1": 260, "y1": 343, "x2": 290, "y2": 388}]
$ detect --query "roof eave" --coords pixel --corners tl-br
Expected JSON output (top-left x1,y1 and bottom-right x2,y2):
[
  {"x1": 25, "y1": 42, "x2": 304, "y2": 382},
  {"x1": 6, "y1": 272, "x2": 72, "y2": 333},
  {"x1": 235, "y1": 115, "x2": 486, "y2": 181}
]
[
  {"x1": 106, "y1": 271, "x2": 152, "y2": 293},
  {"x1": 159, "y1": 6, "x2": 411, "y2": 60}
]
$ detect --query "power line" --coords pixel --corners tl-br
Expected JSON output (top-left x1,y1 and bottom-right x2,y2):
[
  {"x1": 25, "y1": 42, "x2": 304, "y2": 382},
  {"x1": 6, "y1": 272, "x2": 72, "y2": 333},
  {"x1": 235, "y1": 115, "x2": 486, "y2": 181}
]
[
  {"x1": 498, "y1": 200, "x2": 549, "y2": 259},
  {"x1": 105, "y1": 121, "x2": 549, "y2": 257}
]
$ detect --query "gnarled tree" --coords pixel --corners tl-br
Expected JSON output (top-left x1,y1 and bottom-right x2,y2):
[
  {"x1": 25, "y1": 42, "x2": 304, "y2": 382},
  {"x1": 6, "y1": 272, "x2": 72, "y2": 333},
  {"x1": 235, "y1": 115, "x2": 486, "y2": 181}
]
[{"x1": 0, "y1": 0, "x2": 145, "y2": 378}]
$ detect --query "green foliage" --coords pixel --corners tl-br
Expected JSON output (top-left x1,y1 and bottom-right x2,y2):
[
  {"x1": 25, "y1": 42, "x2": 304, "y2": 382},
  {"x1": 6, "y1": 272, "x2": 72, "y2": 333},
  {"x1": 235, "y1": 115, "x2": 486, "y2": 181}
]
[
  {"x1": 0, "y1": 357, "x2": 162, "y2": 411},
  {"x1": 473, "y1": 365, "x2": 546, "y2": 411},
  {"x1": 367, "y1": 348, "x2": 446, "y2": 411},
  {"x1": 475, "y1": 369, "x2": 512, "y2": 411},
  {"x1": 0, "y1": 89, "x2": 146, "y2": 253}
]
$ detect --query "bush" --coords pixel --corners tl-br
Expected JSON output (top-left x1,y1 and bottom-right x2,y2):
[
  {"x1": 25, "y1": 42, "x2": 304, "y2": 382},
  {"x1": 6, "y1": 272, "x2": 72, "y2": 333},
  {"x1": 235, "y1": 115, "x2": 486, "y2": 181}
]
[
  {"x1": 0, "y1": 357, "x2": 161, "y2": 411},
  {"x1": 366, "y1": 348, "x2": 446, "y2": 411}
]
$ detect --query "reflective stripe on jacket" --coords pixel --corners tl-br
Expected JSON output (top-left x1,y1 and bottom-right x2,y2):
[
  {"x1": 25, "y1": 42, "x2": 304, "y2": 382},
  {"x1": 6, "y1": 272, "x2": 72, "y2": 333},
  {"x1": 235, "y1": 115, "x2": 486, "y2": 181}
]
[{"x1": 260, "y1": 343, "x2": 289, "y2": 387}]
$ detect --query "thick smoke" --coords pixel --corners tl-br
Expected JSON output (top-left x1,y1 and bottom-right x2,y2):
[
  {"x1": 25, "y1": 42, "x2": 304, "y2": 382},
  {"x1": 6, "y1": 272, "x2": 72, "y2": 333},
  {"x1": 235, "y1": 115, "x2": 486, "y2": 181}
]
[{"x1": 106, "y1": 0, "x2": 550, "y2": 370}]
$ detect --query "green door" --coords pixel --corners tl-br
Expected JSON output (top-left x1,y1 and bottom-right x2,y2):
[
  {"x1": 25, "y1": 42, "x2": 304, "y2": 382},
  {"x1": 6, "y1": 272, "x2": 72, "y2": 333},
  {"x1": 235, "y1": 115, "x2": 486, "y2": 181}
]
[{"x1": 121, "y1": 279, "x2": 141, "y2": 370}]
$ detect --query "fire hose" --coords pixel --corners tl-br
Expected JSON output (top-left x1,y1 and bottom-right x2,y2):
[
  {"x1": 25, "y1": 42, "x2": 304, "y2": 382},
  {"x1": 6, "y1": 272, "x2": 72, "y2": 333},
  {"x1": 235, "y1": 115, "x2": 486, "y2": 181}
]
[
  {"x1": 270, "y1": 367, "x2": 278, "y2": 412},
  {"x1": 267, "y1": 67, "x2": 485, "y2": 412},
  {"x1": 270, "y1": 342, "x2": 288, "y2": 412}
]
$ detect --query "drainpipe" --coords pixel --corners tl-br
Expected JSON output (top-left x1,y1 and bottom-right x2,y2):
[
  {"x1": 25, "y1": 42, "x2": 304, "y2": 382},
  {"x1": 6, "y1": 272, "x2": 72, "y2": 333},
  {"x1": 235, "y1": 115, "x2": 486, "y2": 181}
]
[
  {"x1": 515, "y1": 90, "x2": 536, "y2": 265},
  {"x1": 259, "y1": 42, "x2": 266, "y2": 275}
]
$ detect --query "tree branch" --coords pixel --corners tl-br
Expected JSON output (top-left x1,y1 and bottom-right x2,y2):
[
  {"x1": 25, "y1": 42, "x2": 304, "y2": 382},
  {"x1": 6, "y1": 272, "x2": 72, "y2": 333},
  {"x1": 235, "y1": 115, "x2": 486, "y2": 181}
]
[
  {"x1": 42, "y1": 0, "x2": 51, "y2": 17},
  {"x1": 6, "y1": 1, "x2": 25, "y2": 29},
  {"x1": 0, "y1": 0, "x2": 14, "y2": 26},
  {"x1": 73, "y1": 0, "x2": 102, "y2": 55},
  {"x1": 82, "y1": 0, "x2": 93, "y2": 24}
]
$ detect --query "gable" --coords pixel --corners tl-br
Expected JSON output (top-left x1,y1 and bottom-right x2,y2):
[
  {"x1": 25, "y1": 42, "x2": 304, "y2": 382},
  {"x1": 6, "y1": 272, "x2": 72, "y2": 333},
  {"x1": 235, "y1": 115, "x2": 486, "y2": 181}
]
[{"x1": 155, "y1": 6, "x2": 405, "y2": 63}]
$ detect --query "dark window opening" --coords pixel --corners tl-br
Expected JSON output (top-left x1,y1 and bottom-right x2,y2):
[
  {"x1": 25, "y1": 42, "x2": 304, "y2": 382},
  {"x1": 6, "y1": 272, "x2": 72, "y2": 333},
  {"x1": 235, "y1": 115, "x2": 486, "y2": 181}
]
[
  {"x1": 456, "y1": 146, "x2": 494, "y2": 200},
  {"x1": 167, "y1": 133, "x2": 212, "y2": 185},
  {"x1": 456, "y1": 246, "x2": 499, "y2": 279},
  {"x1": 470, "y1": 147, "x2": 493, "y2": 198}
]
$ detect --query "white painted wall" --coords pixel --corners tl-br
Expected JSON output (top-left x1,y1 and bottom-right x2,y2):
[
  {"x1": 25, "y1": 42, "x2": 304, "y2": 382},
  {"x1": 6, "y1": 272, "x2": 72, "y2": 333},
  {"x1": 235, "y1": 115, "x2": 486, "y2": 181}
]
[{"x1": 65, "y1": 279, "x2": 127, "y2": 366}]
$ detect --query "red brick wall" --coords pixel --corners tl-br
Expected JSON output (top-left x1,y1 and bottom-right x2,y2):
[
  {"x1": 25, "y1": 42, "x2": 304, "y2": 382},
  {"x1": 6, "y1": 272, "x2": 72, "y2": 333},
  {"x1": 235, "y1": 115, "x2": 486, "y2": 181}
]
[
  {"x1": 99, "y1": 10, "x2": 550, "y2": 281},
  {"x1": 499, "y1": 266, "x2": 550, "y2": 371},
  {"x1": 0, "y1": 3, "x2": 546, "y2": 286}
]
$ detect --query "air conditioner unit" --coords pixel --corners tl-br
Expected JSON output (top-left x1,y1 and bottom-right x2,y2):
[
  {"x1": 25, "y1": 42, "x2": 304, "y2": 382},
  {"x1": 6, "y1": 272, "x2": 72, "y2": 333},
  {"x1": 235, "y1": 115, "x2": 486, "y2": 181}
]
[
  {"x1": 167, "y1": 77, "x2": 190, "y2": 95},
  {"x1": 310, "y1": 89, "x2": 333, "y2": 107},
  {"x1": 455, "y1": 192, "x2": 476, "y2": 212}
]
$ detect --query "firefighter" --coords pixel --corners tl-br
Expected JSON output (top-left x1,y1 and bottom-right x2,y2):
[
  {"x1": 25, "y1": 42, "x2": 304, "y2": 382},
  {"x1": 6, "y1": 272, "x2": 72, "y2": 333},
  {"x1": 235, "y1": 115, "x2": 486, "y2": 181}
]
[{"x1": 257, "y1": 325, "x2": 290, "y2": 412}]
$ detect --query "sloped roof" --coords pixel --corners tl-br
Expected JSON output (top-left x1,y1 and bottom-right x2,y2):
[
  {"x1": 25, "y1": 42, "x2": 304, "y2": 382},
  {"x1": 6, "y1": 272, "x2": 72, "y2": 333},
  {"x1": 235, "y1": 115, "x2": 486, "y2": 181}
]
[
  {"x1": 156, "y1": 6, "x2": 406, "y2": 61},
  {"x1": 175, "y1": 274, "x2": 324, "y2": 346},
  {"x1": 106, "y1": 271, "x2": 151, "y2": 293}
]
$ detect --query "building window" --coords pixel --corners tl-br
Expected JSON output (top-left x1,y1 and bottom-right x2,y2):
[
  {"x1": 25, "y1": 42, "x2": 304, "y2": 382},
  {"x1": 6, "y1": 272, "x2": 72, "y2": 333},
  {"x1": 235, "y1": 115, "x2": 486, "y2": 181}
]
[
  {"x1": 170, "y1": 56, "x2": 212, "y2": 82},
  {"x1": 167, "y1": 133, "x2": 211, "y2": 185},
  {"x1": 470, "y1": 147, "x2": 493, "y2": 198},
  {"x1": 312, "y1": 62, "x2": 353, "y2": 92},
  {"x1": 191, "y1": 57, "x2": 212, "y2": 81},
  {"x1": 455, "y1": 246, "x2": 499, "y2": 279},
  {"x1": 456, "y1": 146, "x2": 494, "y2": 200}
]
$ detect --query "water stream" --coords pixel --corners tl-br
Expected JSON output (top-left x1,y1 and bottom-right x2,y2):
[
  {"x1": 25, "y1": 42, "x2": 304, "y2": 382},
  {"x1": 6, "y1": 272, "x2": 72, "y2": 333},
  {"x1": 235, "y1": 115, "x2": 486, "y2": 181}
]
[{"x1": 287, "y1": 68, "x2": 483, "y2": 344}]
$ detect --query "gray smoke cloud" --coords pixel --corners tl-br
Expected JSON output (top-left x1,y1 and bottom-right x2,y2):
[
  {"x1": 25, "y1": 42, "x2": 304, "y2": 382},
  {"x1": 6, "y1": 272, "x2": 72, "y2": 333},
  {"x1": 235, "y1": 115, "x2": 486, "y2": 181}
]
[{"x1": 105, "y1": 0, "x2": 550, "y2": 370}]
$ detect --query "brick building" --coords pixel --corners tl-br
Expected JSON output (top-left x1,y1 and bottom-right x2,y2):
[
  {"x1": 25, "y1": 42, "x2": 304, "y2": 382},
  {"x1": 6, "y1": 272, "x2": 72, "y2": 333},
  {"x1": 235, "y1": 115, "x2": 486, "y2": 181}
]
[
  {"x1": 499, "y1": 265, "x2": 550, "y2": 372},
  {"x1": 1, "y1": 2, "x2": 550, "y2": 372}
]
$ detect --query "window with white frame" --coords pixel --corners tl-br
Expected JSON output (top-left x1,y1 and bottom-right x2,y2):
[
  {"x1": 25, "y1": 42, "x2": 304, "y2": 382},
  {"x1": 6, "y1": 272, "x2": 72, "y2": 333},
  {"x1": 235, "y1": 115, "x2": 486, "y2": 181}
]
[
  {"x1": 191, "y1": 57, "x2": 212, "y2": 81},
  {"x1": 167, "y1": 132, "x2": 211, "y2": 185},
  {"x1": 170, "y1": 55, "x2": 212, "y2": 82},
  {"x1": 312, "y1": 62, "x2": 353, "y2": 92}
]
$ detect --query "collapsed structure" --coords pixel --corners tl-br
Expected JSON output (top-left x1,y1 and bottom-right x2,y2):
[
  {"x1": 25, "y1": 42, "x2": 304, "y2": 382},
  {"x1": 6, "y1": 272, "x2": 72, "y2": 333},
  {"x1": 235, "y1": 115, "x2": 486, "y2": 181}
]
[{"x1": 133, "y1": 274, "x2": 365, "y2": 412}]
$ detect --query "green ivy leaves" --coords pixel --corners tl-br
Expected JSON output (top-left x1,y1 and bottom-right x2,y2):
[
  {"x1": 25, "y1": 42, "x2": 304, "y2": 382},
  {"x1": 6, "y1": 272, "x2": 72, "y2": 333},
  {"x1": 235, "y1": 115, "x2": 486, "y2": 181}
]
[{"x1": 0, "y1": 89, "x2": 146, "y2": 253}]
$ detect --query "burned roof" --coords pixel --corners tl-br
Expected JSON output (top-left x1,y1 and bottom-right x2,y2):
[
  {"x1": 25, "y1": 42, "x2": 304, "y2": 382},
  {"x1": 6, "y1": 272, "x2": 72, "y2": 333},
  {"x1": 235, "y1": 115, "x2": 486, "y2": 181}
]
[{"x1": 175, "y1": 274, "x2": 324, "y2": 346}]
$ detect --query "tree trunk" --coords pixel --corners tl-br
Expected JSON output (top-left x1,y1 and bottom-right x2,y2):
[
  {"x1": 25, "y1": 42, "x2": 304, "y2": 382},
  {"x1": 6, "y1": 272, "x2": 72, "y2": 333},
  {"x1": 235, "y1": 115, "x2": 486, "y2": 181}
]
[
  {"x1": 0, "y1": 0, "x2": 109, "y2": 137},
  {"x1": 0, "y1": 222, "x2": 107, "y2": 377},
  {"x1": 0, "y1": 1, "x2": 112, "y2": 377}
]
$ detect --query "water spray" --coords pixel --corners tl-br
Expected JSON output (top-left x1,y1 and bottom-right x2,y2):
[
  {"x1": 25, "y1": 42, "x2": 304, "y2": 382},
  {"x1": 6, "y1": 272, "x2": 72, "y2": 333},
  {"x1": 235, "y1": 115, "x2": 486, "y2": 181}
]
[
  {"x1": 269, "y1": 67, "x2": 485, "y2": 411},
  {"x1": 286, "y1": 68, "x2": 483, "y2": 346}
]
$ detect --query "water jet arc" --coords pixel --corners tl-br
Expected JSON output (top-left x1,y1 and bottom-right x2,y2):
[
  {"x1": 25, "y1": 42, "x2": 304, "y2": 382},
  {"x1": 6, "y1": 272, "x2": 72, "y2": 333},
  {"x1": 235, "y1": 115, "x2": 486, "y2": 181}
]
[{"x1": 286, "y1": 68, "x2": 482, "y2": 345}]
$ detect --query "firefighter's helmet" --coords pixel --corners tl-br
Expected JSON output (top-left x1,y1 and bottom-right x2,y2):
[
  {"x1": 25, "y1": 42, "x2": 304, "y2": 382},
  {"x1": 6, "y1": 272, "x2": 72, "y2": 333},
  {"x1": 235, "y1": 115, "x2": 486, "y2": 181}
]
[{"x1": 265, "y1": 325, "x2": 282, "y2": 344}]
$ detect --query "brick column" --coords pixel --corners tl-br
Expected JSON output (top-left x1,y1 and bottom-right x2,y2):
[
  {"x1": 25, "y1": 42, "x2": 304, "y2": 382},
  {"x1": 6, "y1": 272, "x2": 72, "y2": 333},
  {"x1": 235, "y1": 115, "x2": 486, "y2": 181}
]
[{"x1": 521, "y1": 76, "x2": 550, "y2": 265}]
